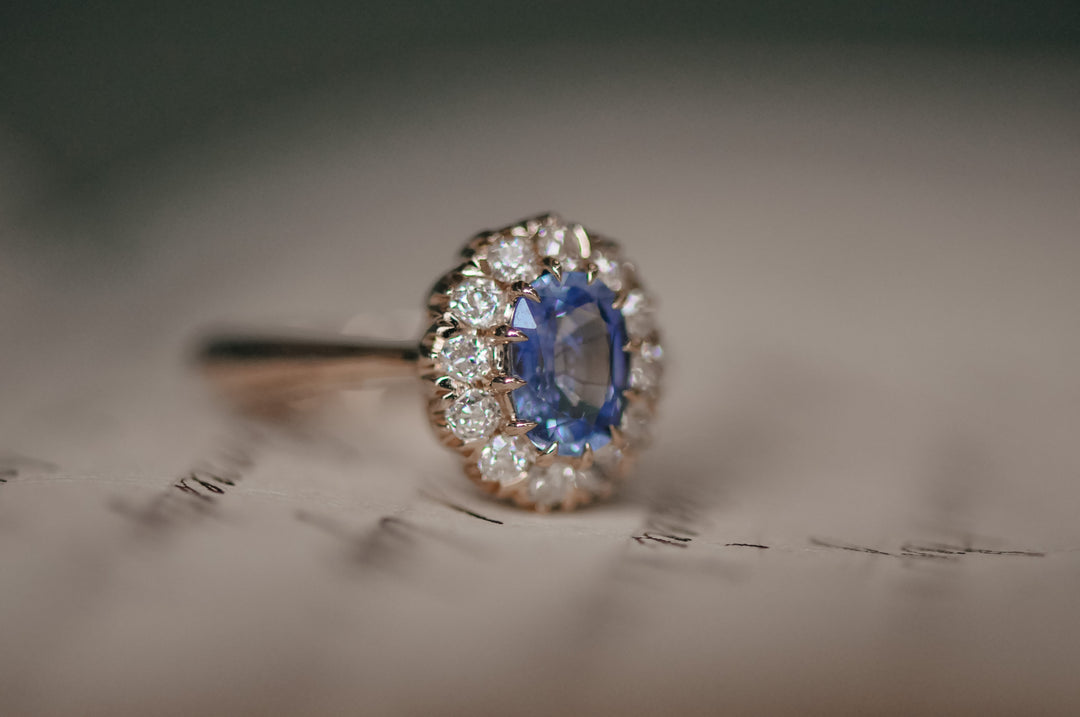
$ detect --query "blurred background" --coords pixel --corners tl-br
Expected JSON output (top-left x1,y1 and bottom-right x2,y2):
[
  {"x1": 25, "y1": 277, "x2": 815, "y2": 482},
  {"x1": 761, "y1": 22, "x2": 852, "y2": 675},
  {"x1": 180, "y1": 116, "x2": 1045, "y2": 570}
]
[
  {"x1": 4, "y1": 1, "x2": 1079, "y2": 202},
  {"x1": 1, "y1": 2, "x2": 1079, "y2": 715}
]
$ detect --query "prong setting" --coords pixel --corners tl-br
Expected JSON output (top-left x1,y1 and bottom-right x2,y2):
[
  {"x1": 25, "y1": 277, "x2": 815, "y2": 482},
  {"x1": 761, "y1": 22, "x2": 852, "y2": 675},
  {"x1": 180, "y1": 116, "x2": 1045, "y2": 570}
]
[
  {"x1": 491, "y1": 325, "x2": 528, "y2": 344},
  {"x1": 504, "y1": 420, "x2": 539, "y2": 436},
  {"x1": 509, "y1": 281, "x2": 541, "y2": 304},
  {"x1": 491, "y1": 375, "x2": 526, "y2": 393},
  {"x1": 541, "y1": 256, "x2": 563, "y2": 282},
  {"x1": 534, "y1": 442, "x2": 559, "y2": 467}
]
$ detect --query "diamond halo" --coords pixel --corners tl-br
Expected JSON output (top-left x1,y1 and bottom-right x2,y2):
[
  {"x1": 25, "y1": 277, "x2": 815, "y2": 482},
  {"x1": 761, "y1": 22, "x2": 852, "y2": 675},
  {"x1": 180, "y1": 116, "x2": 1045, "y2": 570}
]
[{"x1": 420, "y1": 213, "x2": 663, "y2": 512}]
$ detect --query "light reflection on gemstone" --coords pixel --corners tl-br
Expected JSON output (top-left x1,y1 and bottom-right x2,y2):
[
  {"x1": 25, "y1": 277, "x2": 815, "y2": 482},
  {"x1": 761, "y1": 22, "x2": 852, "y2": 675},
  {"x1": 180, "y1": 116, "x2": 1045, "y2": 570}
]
[{"x1": 554, "y1": 302, "x2": 610, "y2": 418}]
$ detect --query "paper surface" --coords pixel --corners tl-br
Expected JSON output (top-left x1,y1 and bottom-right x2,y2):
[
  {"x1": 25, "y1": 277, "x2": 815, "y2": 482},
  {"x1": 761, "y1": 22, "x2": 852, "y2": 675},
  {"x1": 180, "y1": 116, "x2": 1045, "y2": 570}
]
[{"x1": 1, "y1": 46, "x2": 1078, "y2": 715}]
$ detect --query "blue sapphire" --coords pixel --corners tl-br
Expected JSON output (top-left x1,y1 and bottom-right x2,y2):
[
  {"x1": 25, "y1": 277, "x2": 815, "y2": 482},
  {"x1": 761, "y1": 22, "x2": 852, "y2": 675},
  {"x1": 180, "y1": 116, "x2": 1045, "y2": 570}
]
[{"x1": 509, "y1": 271, "x2": 628, "y2": 456}]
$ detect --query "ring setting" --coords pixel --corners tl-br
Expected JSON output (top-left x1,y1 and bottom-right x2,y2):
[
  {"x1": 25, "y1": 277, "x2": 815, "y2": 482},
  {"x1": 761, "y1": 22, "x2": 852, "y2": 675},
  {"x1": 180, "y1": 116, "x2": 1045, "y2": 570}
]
[{"x1": 420, "y1": 213, "x2": 664, "y2": 512}]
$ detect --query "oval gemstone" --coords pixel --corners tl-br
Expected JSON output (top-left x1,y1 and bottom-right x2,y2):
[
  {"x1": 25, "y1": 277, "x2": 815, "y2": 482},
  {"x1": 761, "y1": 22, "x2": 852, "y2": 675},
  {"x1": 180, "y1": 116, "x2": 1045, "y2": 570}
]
[{"x1": 509, "y1": 271, "x2": 628, "y2": 456}]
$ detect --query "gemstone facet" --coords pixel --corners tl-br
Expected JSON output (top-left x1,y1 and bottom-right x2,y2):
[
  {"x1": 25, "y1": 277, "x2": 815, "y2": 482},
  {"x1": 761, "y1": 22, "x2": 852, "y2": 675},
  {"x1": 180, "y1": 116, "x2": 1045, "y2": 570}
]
[{"x1": 509, "y1": 271, "x2": 628, "y2": 456}]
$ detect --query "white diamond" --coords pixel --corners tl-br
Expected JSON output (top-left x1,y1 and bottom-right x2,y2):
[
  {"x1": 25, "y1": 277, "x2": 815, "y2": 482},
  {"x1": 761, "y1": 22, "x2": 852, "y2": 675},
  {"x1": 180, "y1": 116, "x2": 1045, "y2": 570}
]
[
  {"x1": 629, "y1": 341, "x2": 663, "y2": 393},
  {"x1": 593, "y1": 444, "x2": 630, "y2": 484},
  {"x1": 594, "y1": 444, "x2": 625, "y2": 473},
  {"x1": 528, "y1": 464, "x2": 574, "y2": 507},
  {"x1": 591, "y1": 249, "x2": 624, "y2": 291},
  {"x1": 640, "y1": 341, "x2": 663, "y2": 363},
  {"x1": 439, "y1": 333, "x2": 492, "y2": 384},
  {"x1": 445, "y1": 389, "x2": 501, "y2": 442},
  {"x1": 629, "y1": 363, "x2": 661, "y2": 393},
  {"x1": 486, "y1": 235, "x2": 540, "y2": 284},
  {"x1": 536, "y1": 223, "x2": 590, "y2": 270},
  {"x1": 478, "y1": 434, "x2": 532, "y2": 486},
  {"x1": 570, "y1": 467, "x2": 607, "y2": 494},
  {"x1": 621, "y1": 289, "x2": 655, "y2": 337},
  {"x1": 621, "y1": 403, "x2": 651, "y2": 445},
  {"x1": 449, "y1": 277, "x2": 504, "y2": 329}
]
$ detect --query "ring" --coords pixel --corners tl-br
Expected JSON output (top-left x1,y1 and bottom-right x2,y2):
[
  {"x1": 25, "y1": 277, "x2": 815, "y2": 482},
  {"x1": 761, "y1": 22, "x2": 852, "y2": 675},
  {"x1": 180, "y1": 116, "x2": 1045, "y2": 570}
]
[{"x1": 199, "y1": 213, "x2": 663, "y2": 512}]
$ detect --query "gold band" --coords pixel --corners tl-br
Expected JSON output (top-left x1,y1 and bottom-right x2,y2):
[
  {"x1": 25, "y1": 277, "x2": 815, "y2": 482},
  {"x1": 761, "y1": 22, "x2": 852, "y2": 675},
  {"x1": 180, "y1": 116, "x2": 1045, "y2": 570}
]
[{"x1": 197, "y1": 332, "x2": 418, "y2": 415}]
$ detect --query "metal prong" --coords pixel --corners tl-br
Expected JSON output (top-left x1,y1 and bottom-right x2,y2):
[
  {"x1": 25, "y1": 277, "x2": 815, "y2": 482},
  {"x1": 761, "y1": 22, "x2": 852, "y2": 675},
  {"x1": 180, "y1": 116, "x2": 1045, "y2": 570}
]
[
  {"x1": 428, "y1": 292, "x2": 450, "y2": 313},
  {"x1": 492, "y1": 325, "x2": 528, "y2": 343},
  {"x1": 609, "y1": 425, "x2": 626, "y2": 448},
  {"x1": 509, "y1": 282, "x2": 541, "y2": 304},
  {"x1": 491, "y1": 375, "x2": 526, "y2": 393},
  {"x1": 504, "y1": 420, "x2": 538, "y2": 436},
  {"x1": 622, "y1": 389, "x2": 645, "y2": 404},
  {"x1": 508, "y1": 222, "x2": 532, "y2": 238},
  {"x1": 585, "y1": 262, "x2": 599, "y2": 285},
  {"x1": 622, "y1": 338, "x2": 641, "y2": 352},
  {"x1": 571, "y1": 224, "x2": 592, "y2": 261},
  {"x1": 460, "y1": 231, "x2": 496, "y2": 260},
  {"x1": 433, "y1": 320, "x2": 461, "y2": 340},
  {"x1": 535, "y1": 442, "x2": 559, "y2": 466},
  {"x1": 612, "y1": 290, "x2": 630, "y2": 310},
  {"x1": 434, "y1": 376, "x2": 455, "y2": 395},
  {"x1": 541, "y1": 256, "x2": 563, "y2": 282},
  {"x1": 579, "y1": 443, "x2": 594, "y2": 470},
  {"x1": 457, "y1": 261, "x2": 487, "y2": 278}
]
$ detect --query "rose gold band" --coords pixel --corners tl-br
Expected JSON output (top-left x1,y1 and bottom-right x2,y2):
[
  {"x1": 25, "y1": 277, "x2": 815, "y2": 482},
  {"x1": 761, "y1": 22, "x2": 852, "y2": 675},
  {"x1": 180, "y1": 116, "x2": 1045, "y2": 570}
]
[{"x1": 197, "y1": 332, "x2": 418, "y2": 415}]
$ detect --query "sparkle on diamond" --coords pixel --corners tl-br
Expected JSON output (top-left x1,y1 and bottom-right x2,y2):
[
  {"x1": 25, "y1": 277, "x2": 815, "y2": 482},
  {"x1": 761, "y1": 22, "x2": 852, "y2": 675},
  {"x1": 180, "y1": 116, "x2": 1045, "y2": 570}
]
[
  {"x1": 486, "y1": 235, "x2": 540, "y2": 284},
  {"x1": 629, "y1": 341, "x2": 663, "y2": 394},
  {"x1": 445, "y1": 389, "x2": 501, "y2": 443},
  {"x1": 536, "y1": 224, "x2": 590, "y2": 269},
  {"x1": 478, "y1": 434, "x2": 532, "y2": 486},
  {"x1": 620, "y1": 289, "x2": 656, "y2": 338},
  {"x1": 591, "y1": 249, "x2": 625, "y2": 292},
  {"x1": 448, "y1": 276, "x2": 504, "y2": 329},
  {"x1": 439, "y1": 333, "x2": 492, "y2": 384}
]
